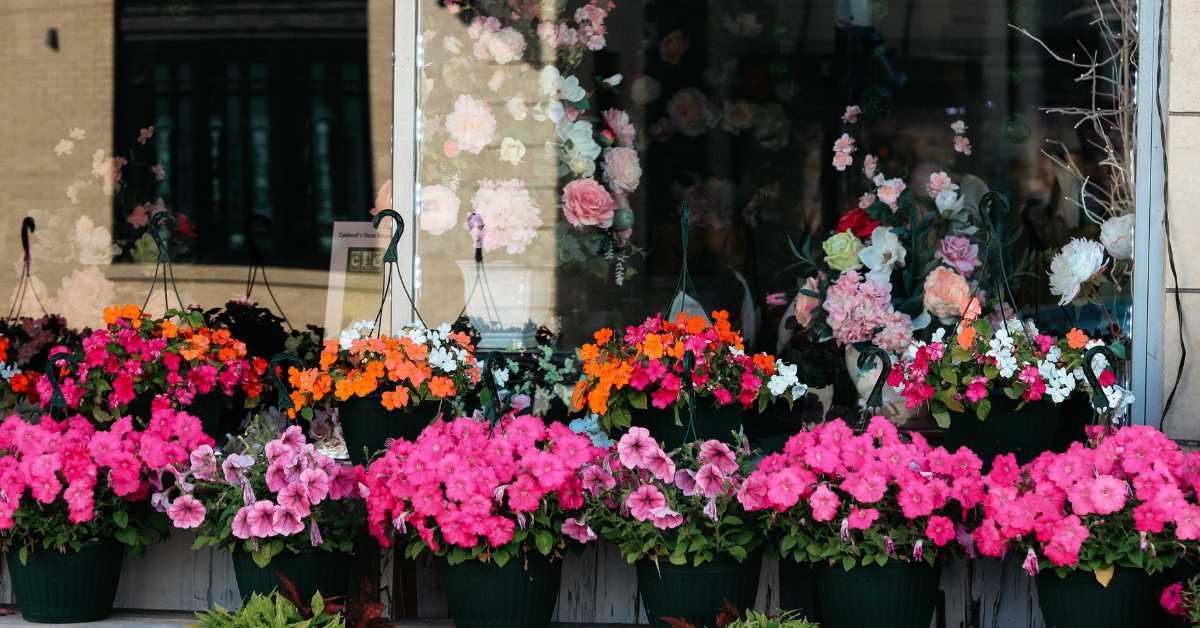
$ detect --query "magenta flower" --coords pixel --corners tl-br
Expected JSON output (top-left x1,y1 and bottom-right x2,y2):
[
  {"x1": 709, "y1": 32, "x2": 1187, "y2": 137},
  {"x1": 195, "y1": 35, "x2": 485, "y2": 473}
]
[
  {"x1": 271, "y1": 504, "x2": 306, "y2": 537},
  {"x1": 847, "y1": 506, "x2": 879, "y2": 530},
  {"x1": 561, "y1": 517, "x2": 597, "y2": 543},
  {"x1": 809, "y1": 485, "x2": 840, "y2": 522},
  {"x1": 695, "y1": 463, "x2": 725, "y2": 498},
  {"x1": 245, "y1": 500, "x2": 278, "y2": 538},
  {"x1": 643, "y1": 448, "x2": 676, "y2": 483}
]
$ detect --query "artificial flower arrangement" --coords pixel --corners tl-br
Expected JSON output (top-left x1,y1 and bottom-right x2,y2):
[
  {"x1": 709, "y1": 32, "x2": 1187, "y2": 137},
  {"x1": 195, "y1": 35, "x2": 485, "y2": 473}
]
[
  {"x1": 37, "y1": 305, "x2": 267, "y2": 425},
  {"x1": 363, "y1": 414, "x2": 600, "y2": 565},
  {"x1": 886, "y1": 316, "x2": 1129, "y2": 427},
  {"x1": 570, "y1": 310, "x2": 808, "y2": 433},
  {"x1": 0, "y1": 315, "x2": 83, "y2": 415},
  {"x1": 412, "y1": 0, "x2": 643, "y2": 282},
  {"x1": 971, "y1": 425, "x2": 1200, "y2": 576},
  {"x1": 284, "y1": 320, "x2": 480, "y2": 421},
  {"x1": 156, "y1": 420, "x2": 365, "y2": 569},
  {"x1": 583, "y1": 427, "x2": 764, "y2": 567},
  {"x1": 0, "y1": 407, "x2": 212, "y2": 561},
  {"x1": 777, "y1": 114, "x2": 994, "y2": 360},
  {"x1": 742, "y1": 417, "x2": 984, "y2": 570}
]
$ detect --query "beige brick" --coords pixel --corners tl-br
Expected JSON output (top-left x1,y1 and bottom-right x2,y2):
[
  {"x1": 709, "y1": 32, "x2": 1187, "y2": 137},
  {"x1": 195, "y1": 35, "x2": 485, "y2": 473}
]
[
  {"x1": 1162, "y1": 291, "x2": 1200, "y2": 440},
  {"x1": 1165, "y1": 114, "x2": 1200, "y2": 289},
  {"x1": 1171, "y1": 0, "x2": 1200, "y2": 113}
]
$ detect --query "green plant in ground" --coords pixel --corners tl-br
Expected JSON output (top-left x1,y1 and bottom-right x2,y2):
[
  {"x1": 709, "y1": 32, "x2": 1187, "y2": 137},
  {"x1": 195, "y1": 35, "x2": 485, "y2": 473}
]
[
  {"x1": 664, "y1": 603, "x2": 818, "y2": 628},
  {"x1": 192, "y1": 590, "x2": 344, "y2": 628}
]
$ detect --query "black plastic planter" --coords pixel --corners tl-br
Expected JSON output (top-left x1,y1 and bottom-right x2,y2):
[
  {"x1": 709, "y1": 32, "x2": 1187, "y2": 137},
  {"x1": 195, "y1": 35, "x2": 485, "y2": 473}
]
[
  {"x1": 777, "y1": 559, "x2": 822, "y2": 622},
  {"x1": 231, "y1": 548, "x2": 352, "y2": 602},
  {"x1": 338, "y1": 397, "x2": 441, "y2": 464},
  {"x1": 636, "y1": 553, "x2": 762, "y2": 628},
  {"x1": 942, "y1": 395, "x2": 1065, "y2": 466},
  {"x1": 440, "y1": 553, "x2": 562, "y2": 628},
  {"x1": 1037, "y1": 567, "x2": 1173, "y2": 628},
  {"x1": 7, "y1": 540, "x2": 124, "y2": 623},
  {"x1": 631, "y1": 403, "x2": 742, "y2": 451},
  {"x1": 814, "y1": 561, "x2": 940, "y2": 628}
]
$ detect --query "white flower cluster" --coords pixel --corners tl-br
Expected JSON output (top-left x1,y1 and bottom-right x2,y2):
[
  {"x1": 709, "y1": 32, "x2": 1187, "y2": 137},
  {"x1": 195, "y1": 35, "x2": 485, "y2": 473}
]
[
  {"x1": 985, "y1": 328, "x2": 1019, "y2": 378},
  {"x1": 767, "y1": 360, "x2": 809, "y2": 401},
  {"x1": 338, "y1": 320, "x2": 376, "y2": 350},
  {"x1": 398, "y1": 322, "x2": 473, "y2": 375},
  {"x1": 1037, "y1": 348, "x2": 1076, "y2": 403}
]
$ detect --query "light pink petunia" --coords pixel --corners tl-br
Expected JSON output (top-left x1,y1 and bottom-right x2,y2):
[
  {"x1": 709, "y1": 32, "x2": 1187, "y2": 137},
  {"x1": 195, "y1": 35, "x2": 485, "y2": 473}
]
[{"x1": 167, "y1": 494, "x2": 206, "y2": 529}]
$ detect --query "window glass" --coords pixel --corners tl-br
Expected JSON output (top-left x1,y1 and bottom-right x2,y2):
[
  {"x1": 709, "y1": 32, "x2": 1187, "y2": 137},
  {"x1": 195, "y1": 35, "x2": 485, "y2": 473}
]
[
  {"x1": 411, "y1": 0, "x2": 1128, "y2": 357},
  {"x1": 1, "y1": 0, "x2": 394, "y2": 333}
]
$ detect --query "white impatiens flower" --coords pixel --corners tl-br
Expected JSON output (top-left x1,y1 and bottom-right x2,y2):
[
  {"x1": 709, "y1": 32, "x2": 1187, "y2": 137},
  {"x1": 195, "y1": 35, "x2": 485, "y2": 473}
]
[
  {"x1": 1100, "y1": 214, "x2": 1135, "y2": 261},
  {"x1": 767, "y1": 360, "x2": 808, "y2": 400},
  {"x1": 858, "y1": 226, "x2": 907, "y2": 282},
  {"x1": 1048, "y1": 238, "x2": 1106, "y2": 306},
  {"x1": 339, "y1": 320, "x2": 376, "y2": 349}
]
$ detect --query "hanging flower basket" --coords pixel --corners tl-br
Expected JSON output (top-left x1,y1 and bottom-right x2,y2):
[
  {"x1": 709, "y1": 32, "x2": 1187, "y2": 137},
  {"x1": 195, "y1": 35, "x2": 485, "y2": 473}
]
[
  {"x1": 1037, "y1": 567, "x2": 1172, "y2": 628},
  {"x1": 232, "y1": 548, "x2": 353, "y2": 603},
  {"x1": 630, "y1": 403, "x2": 742, "y2": 451},
  {"x1": 636, "y1": 553, "x2": 762, "y2": 628},
  {"x1": 814, "y1": 561, "x2": 940, "y2": 628},
  {"x1": 339, "y1": 396, "x2": 441, "y2": 465},
  {"x1": 941, "y1": 394, "x2": 1064, "y2": 466},
  {"x1": 777, "y1": 559, "x2": 822, "y2": 622},
  {"x1": 7, "y1": 540, "x2": 124, "y2": 623},
  {"x1": 440, "y1": 553, "x2": 562, "y2": 628}
]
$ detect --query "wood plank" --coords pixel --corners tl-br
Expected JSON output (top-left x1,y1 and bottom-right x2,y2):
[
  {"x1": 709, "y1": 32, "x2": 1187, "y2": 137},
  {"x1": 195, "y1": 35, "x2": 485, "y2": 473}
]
[
  {"x1": 114, "y1": 534, "x2": 213, "y2": 611},
  {"x1": 552, "y1": 546, "x2": 597, "y2": 623}
]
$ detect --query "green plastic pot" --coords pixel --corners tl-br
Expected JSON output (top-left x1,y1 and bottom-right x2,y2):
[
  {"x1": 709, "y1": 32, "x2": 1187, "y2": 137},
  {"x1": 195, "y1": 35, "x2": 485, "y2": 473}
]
[
  {"x1": 7, "y1": 540, "x2": 124, "y2": 623},
  {"x1": 636, "y1": 553, "x2": 762, "y2": 628},
  {"x1": 631, "y1": 403, "x2": 742, "y2": 451},
  {"x1": 130, "y1": 390, "x2": 225, "y2": 441},
  {"x1": 339, "y1": 397, "x2": 441, "y2": 464},
  {"x1": 231, "y1": 548, "x2": 352, "y2": 602},
  {"x1": 777, "y1": 559, "x2": 822, "y2": 622},
  {"x1": 814, "y1": 561, "x2": 939, "y2": 628},
  {"x1": 942, "y1": 395, "x2": 1065, "y2": 466},
  {"x1": 1037, "y1": 567, "x2": 1173, "y2": 628},
  {"x1": 440, "y1": 553, "x2": 562, "y2": 628}
]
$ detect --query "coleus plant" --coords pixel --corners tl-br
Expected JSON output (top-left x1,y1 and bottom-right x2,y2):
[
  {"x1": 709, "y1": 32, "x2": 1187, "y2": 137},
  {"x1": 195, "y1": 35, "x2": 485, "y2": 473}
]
[
  {"x1": 886, "y1": 312, "x2": 1128, "y2": 427},
  {"x1": 972, "y1": 424, "x2": 1200, "y2": 578},
  {"x1": 571, "y1": 311, "x2": 808, "y2": 432},
  {"x1": 584, "y1": 428, "x2": 765, "y2": 567},
  {"x1": 363, "y1": 415, "x2": 601, "y2": 566},
  {"x1": 0, "y1": 407, "x2": 212, "y2": 562},
  {"x1": 285, "y1": 320, "x2": 480, "y2": 421},
  {"x1": 158, "y1": 420, "x2": 365, "y2": 567},
  {"x1": 741, "y1": 417, "x2": 985, "y2": 570}
]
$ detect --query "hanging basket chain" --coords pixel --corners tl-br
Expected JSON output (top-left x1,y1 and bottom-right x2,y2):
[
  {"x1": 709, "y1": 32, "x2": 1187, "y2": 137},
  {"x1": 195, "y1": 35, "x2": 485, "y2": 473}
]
[
  {"x1": 7, "y1": 216, "x2": 49, "y2": 320},
  {"x1": 244, "y1": 215, "x2": 294, "y2": 332},
  {"x1": 141, "y1": 212, "x2": 187, "y2": 314}
]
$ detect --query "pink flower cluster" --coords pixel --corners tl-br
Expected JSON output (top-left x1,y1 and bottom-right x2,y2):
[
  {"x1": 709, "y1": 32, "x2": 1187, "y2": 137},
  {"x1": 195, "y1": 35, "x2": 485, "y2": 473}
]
[
  {"x1": 363, "y1": 416, "x2": 601, "y2": 551},
  {"x1": 167, "y1": 426, "x2": 362, "y2": 542},
  {"x1": 742, "y1": 418, "x2": 984, "y2": 558},
  {"x1": 601, "y1": 427, "x2": 745, "y2": 531},
  {"x1": 973, "y1": 425, "x2": 1200, "y2": 570},
  {"x1": 534, "y1": 0, "x2": 612, "y2": 51},
  {"x1": 0, "y1": 408, "x2": 212, "y2": 528},
  {"x1": 822, "y1": 270, "x2": 904, "y2": 349}
]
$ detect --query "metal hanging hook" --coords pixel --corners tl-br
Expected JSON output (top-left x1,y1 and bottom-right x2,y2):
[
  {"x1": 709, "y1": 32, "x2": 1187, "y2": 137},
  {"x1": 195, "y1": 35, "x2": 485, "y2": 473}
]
[
  {"x1": 858, "y1": 346, "x2": 892, "y2": 426},
  {"x1": 1082, "y1": 345, "x2": 1124, "y2": 418},
  {"x1": 20, "y1": 217, "x2": 35, "y2": 267},
  {"x1": 268, "y1": 352, "x2": 303, "y2": 413},
  {"x1": 372, "y1": 209, "x2": 405, "y2": 265}
]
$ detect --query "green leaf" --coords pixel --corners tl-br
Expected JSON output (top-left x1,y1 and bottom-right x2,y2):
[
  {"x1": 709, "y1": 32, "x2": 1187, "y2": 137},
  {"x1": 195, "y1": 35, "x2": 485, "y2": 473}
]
[
  {"x1": 534, "y1": 530, "x2": 554, "y2": 556},
  {"x1": 976, "y1": 398, "x2": 992, "y2": 421},
  {"x1": 629, "y1": 391, "x2": 648, "y2": 410},
  {"x1": 727, "y1": 546, "x2": 748, "y2": 562},
  {"x1": 494, "y1": 547, "x2": 511, "y2": 567},
  {"x1": 841, "y1": 557, "x2": 856, "y2": 571},
  {"x1": 115, "y1": 527, "x2": 138, "y2": 547},
  {"x1": 310, "y1": 591, "x2": 324, "y2": 616},
  {"x1": 113, "y1": 511, "x2": 129, "y2": 529},
  {"x1": 18, "y1": 547, "x2": 27, "y2": 566},
  {"x1": 932, "y1": 408, "x2": 951, "y2": 429}
]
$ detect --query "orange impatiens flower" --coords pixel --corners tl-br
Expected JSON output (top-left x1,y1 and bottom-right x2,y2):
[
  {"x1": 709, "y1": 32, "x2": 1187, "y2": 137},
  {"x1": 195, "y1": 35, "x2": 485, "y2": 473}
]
[
  {"x1": 1066, "y1": 328, "x2": 1089, "y2": 350},
  {"x1": 428, "y1": 376, "x2": 455, "y2": 398},
  {"x1": 957, "y1": 324, "x2": 977, "y2": 351},
  {"x1": 382, "y1": 387, "x2": 410, "y2": 410},
  {"x1": 103, "y1": 304, "x2": 144, "y2": 328},
  {"x1": 642, "y1": 334, "x2": 663, "y2": 359}
]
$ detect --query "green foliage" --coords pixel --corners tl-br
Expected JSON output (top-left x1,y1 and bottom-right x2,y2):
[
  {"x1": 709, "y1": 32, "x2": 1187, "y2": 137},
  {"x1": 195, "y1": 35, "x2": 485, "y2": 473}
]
[
  {"x1": 726, "y1": 610, "x2": 819, "y2": 628},
  {"x1": 191, "y1": 590, "x2": 344, "y2": 628},
  {"x1": 0, "y1": 488, "x2": 167, "y2": 560}
]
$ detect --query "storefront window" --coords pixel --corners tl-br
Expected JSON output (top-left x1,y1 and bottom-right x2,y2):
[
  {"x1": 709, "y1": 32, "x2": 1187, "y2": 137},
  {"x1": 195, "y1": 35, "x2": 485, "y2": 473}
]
[
  {"x1": 410, "y1": 0, "x2": 1130, "y2": 356},
  {"x1": 0, "y1": 0, "x2": 395, "y2": 333}
]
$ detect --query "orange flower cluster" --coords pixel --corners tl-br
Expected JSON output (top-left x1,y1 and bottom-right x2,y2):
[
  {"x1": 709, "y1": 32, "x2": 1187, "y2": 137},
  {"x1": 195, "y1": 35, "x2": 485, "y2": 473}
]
[
  {"x1": 286, "y1": 329, "x2": 479, "y2": 418},
  {"x1": 573, "y1": 311, "x2": 777, "y2": 427}
]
